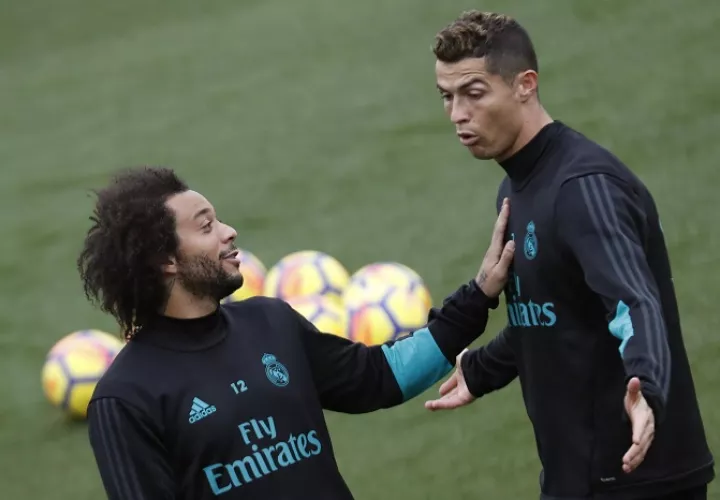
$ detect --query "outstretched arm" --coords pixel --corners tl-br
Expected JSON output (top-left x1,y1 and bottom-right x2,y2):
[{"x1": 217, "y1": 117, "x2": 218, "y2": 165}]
[
  {"x1": 299, "y1": 199, "x2": 516, "y2": 414},
  {"x1": 555, "y1": 173, "x2": 670, "y2": 421},
  {"x1": 298, "y1": 280, "x2": 498, "y2": 413},
  {"x1": 556, "y1": 173, "x2": 671, "y2": 473}
]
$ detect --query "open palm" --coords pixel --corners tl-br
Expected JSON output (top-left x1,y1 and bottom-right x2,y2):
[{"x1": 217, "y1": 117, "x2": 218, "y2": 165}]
[
  {"x1": 425, "y1": 349, "x2": 476, "y2": 411},
  {"x1": 622, "y1": 377, "x2": 655, "y2": 473}
]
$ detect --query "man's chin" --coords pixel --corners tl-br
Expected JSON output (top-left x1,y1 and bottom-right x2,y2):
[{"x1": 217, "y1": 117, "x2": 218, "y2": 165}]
[
  {"x1": 228, "y1": 275, "x2": 245, "y2": 294},
  {"x1": 468, "y1": 145, "x2": 496, "y2": 161},
  {"x1": 214, "y1": 274, "x2": 245, "y2": 303}
]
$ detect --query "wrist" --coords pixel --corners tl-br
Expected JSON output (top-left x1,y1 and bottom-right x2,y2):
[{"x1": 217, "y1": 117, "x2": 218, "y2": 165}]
[
  {"x1": 426, "y1": 279, "x2": 499, "y2": 363},
  {"x1": 472, "y1": 275, "x2": 500, "y2": 303},
  {"x1": 474, "y1": 269, "x2": 488, "y2": 293},
  {"x1": 460, "y1": 349, "x2": 484, "y2": 398}
]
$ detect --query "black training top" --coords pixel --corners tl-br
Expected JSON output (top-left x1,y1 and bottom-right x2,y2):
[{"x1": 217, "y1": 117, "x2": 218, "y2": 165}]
[
  {"x1": 87, "y1": 280, "x2": 498, "y2": 499},
  {"x1": 462, "y1": 121, "x2": 714, "y2": 499}
]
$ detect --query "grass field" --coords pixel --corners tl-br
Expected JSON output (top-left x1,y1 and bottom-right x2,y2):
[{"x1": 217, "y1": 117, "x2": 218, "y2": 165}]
[{"x1": 1, "y1": 0, "x2": 719, "y2": 497}]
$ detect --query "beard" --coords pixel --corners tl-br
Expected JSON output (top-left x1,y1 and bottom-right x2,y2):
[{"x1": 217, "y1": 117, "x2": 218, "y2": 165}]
[{"x1": 175, "y1": 253, "x2": 244, "y2": 302}]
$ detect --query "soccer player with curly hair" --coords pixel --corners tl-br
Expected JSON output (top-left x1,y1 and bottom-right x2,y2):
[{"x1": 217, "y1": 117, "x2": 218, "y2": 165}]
[{"x1": 79, "y1": 165, "x2": 515, "y2": 499}]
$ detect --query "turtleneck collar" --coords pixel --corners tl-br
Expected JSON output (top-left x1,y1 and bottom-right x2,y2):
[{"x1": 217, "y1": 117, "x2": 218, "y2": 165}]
[
  {"x1": 499, "y1": 121, "x2": 564, "y2": 190},
  {"x1": 131, "y1": 306, "x2": 227, "y2": 351}
]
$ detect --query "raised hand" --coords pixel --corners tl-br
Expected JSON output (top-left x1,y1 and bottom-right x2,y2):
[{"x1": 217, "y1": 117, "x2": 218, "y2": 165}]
[
  {"x1": 622, "y1": 377, "x2": 655, "y2": 473},
  {"x1": 476, "y1": 198, "x2": 515, "y2": 298}
]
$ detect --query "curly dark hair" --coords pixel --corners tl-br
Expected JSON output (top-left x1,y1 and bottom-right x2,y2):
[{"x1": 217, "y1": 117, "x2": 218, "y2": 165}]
[
  {"x1": 433, "y1": 11, "x2": 538, "y2": 83},
  {"x1": 77, "y1": 166, "x2": 189, "y2": 340}
]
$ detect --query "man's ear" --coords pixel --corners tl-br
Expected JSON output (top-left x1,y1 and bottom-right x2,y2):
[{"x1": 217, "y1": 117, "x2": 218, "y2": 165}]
[{"x1": 515, "y1": 70, "x2": 538, "y2": 102}]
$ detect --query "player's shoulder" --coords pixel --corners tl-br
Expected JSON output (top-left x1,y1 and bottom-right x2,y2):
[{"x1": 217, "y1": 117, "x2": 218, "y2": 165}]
[
  {"x1": 221, "y1": 295, "x2": 301, "y2": 333},
  {"x1": 555, "y1": 122, "x2": 643, "y2": 188},
  {"x1": 90, "y1": 341, "x2": 156, "y2": 406}
]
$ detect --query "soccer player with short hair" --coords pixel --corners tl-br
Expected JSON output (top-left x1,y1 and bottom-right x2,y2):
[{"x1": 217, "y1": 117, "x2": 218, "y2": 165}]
[
  {"x1": 423, "y1": 10, "x2": 714, "y2": 500},
  {"x1": 78, "y1": 166, "x2": 515, "y2": 499}
]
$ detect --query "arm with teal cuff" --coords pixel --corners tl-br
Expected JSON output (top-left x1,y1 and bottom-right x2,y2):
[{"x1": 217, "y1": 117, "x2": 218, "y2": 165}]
[
  {"x1": 555, "y1": 173, "x2": 670, "y2": 422},
  {"x1": 295, "y1": 279, "x2": 501, "y2": 413},
  {"x1": 297, "y1": 198, "x2": 516, "y2": 413}
]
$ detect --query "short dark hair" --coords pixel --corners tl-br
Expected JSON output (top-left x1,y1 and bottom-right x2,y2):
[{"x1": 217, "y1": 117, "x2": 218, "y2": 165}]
[
  {"x1": 77, "y1": 166, "x2": 188, "y2": 339},
  {"x1": 433, "y1": 11, "x2": 538, "y2": 82}
]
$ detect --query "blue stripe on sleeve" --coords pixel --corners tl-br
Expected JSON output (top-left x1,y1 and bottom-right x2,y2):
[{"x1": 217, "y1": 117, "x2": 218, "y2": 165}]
[
  {"x1": 381, "y1": 327, "x2": 453, "y2": 401},
  {"x1": 609, "y1": 300, "x2": 635, "y2": 357}
]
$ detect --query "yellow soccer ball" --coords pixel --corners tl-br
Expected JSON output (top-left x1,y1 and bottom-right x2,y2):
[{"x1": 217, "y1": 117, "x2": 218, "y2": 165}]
[
  {"x1": 47, "y1": 329, "x2": 123, "y2": 360},
  {"x1": 347, "y1": 283, "x2": 430, "y2": 345},
  {"x1": 222, "y1": 248, "x2": 267, "y2": 303},
  {"x1": 344, "y1": 261, "x2": 432, "y2": 312},
  {"x1": 42, "y1": 333, "x2": 123, "y2": 419},
  {"x1": 286, "y1": 296, "x2": 349, "y2": 338},
  {"x1": 264, "y1": 250, "x2": 350, "y2": 305}
]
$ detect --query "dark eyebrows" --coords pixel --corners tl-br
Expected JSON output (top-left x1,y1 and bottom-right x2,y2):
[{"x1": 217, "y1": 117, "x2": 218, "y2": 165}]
[
  {"x1": 192, "y1": 207, "x2": 213, "y2": 221},
  {"x1": 437, "y1": 77, "x2": 488, "y2": 94}
]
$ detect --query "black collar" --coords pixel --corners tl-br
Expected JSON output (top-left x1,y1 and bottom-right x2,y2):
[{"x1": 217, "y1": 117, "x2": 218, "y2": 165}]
[
  {"x1": 131, "y1": 306, "x2": 228, "y2": 351},
  {"x1": 499, "y1": 121, "x2": 564, "y2": 189}
]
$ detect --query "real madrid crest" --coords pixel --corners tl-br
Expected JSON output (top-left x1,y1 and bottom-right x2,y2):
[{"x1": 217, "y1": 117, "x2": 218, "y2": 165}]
[
  {"x1": 262, "y1": 353, "x2": 290, "y2": 387},
  {"x1": 524, "y1": 221, "x2": 538, "y2": 260}
]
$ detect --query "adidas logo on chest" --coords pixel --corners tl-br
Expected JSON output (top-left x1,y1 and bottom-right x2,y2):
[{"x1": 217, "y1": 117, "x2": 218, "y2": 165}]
[{"x1": 189, "y1": 397, "x2": 217, "y2": 424}]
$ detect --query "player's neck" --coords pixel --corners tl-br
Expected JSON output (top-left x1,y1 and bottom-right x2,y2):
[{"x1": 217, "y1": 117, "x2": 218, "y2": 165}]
[
  {"x1": 162, "y1": 287, "x2": 219, "y2": 319},
  {"x1": 498, "y1": 104, "x2": 553, "y2": 163}
]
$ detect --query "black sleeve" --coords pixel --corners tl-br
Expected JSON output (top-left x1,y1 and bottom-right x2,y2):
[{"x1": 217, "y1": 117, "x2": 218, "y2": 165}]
[
  {"x1": 461, "y1": 326, "x2": 518, "y2": 397},
  {"x1": 87, "y1": 397, "x2": 175, "y2": 499},
  {"x1": 293, "y1": 279, "x2": 499, "y2": 414},
  {"x1": 555, "y1": 173, "x2": 670, "y2": 421}
]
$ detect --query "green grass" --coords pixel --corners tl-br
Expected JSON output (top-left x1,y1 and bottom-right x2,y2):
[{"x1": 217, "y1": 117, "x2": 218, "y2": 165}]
[{"x1": 1, "y1": 0, "x2": 719, "y2": 497}]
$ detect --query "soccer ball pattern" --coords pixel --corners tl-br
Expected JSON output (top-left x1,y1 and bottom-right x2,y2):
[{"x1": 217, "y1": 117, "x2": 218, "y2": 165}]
[
  {"x1": 286, "y1": 295, "x2": 349, "y2": 338},
  {"x1": 344, "y1": 261, "x2": 432, "y2": 312},
  {"x1": 47, "y1": 329, "x2": 123, "y2": 364},
  {"x1": 347, "y1": 283, "x2": 430, "y2": 345},
  {"x1": 42, "y1": 330, "x2": 123, "y2": 419},
  {"x1": 264, "y1": 250, "x2": 350, "y2": 305}
]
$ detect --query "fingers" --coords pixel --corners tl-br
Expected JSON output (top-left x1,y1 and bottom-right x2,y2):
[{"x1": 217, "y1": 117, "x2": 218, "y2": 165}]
[
  {"x1": 623, "y1": 433, "x2": 654, "y2": 473},
  {"x1": 497, "y1": 240, "x2": 516, "y2": 271},
  {"x1": 622, "y1": 442, "x2": 644, "y2": 473},
  {"x1": 624, "y1": 378, "x2": 642, "y2": 419},
  {"x1": 623, "y1": 409, "x2": 655, "y2": 473},
  {"x1": 438, "y1": 372, "x2": 459, "y2": 396},
  {"x1": 627, "y1": 377, "x2": 641, "y2": 395},
  {"x1": 630, "y1": 405, "x2": 647, "y2": 444},
  {"x1": 425, "y1": 392, "x2": 463, "y2": 411},
  {"x1": 490, "y1": 198, "x2": 511, "y2": 254},
  {"x1": 622, "y1": 383, "x2": 655, "y2": 474}
]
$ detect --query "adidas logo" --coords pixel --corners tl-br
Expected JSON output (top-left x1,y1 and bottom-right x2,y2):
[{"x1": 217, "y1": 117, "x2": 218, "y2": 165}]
[{"x1": 188, "y1": 397, "x2": 217, "y2": 424}]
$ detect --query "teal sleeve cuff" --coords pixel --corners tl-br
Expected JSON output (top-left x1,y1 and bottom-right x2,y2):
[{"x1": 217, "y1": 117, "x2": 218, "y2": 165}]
[{"x1": 380, "y1": 328, "x2": 453, "y2": 401}]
